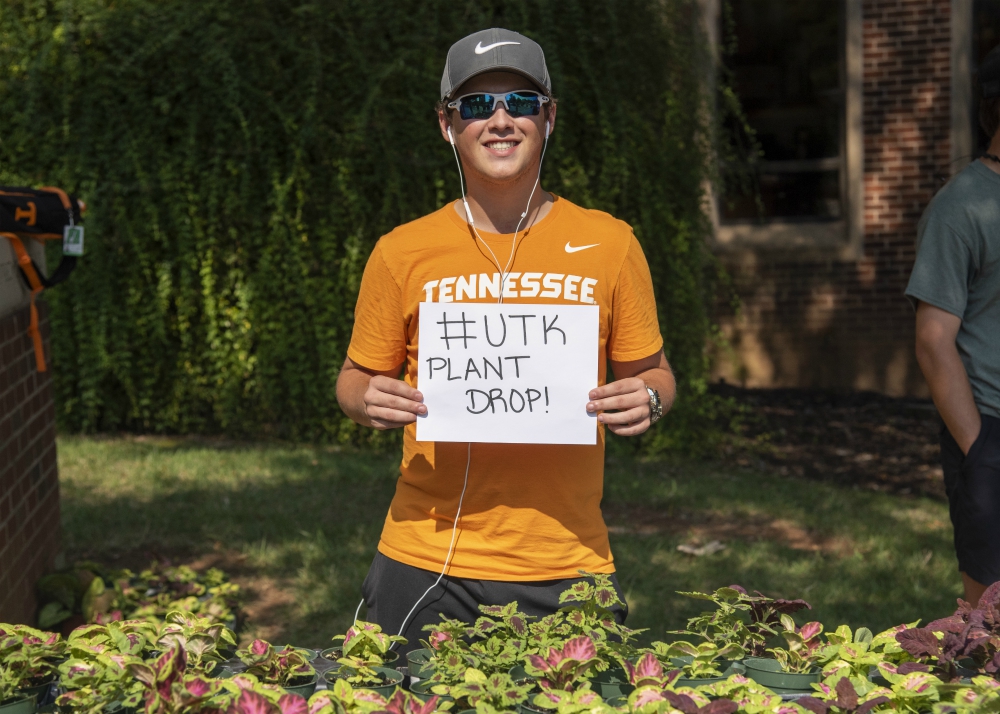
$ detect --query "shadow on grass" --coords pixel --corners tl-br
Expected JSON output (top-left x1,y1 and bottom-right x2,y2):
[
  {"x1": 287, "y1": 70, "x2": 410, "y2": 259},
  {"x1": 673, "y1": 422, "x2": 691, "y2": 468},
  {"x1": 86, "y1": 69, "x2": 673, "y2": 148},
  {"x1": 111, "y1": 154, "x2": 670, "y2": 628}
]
[{"x1": 57, "y1": 436, "x2": 959, "y2": 647}]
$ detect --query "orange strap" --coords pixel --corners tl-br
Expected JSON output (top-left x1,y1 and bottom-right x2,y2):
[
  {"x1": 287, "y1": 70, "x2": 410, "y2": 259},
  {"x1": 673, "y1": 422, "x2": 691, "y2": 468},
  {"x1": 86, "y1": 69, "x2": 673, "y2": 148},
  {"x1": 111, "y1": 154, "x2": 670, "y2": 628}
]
[
  {"x1": 38, "y1": 186, "x2": 72, "y2": 210},
  {"x1": 1, "y1": 232, "x2": 47, "y2": 372}
]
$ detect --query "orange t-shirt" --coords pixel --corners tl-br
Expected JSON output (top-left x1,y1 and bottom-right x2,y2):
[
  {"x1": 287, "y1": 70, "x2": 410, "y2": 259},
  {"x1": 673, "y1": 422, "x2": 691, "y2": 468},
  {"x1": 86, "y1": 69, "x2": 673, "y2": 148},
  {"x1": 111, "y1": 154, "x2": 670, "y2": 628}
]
[{"x1": 347, "y1": 195, "x2": 663, "y2": 580}]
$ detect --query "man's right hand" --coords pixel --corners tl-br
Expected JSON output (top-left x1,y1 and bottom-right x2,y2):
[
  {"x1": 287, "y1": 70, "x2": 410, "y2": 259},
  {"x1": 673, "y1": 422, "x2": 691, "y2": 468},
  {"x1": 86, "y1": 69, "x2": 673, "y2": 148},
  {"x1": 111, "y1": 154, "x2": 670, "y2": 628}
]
[
  {"x1": 915, "y1": 301, "x2": 981, "y2": 454},
  {"x1": 336, "y1": 357, "x2": 426, "y2": 430},
  {"x1": 363, "y1": 375, "x2": 427, "y2": 430}
]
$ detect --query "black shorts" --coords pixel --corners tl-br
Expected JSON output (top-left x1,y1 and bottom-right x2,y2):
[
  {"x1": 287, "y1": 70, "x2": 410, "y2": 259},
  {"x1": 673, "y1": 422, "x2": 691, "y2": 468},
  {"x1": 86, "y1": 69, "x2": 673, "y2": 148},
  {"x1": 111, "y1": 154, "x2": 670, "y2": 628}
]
[
  {"x1": 360, "y1": 551, "x2": 628, "y2": 656},
  {"x1": 940, "y1": 414, "x2": 1000, "y2": 586}
]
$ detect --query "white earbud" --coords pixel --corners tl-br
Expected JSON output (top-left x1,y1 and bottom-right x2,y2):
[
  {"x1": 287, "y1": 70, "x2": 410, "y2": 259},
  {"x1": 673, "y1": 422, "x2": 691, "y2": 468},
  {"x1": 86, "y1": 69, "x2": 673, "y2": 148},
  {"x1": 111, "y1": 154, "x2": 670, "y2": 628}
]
[
  {"x1": 545, "y1": 121, "x2": 551, "y2": 139},
  {"x1": 447, "y1": 126, "x2": 455, "y2": 145}
]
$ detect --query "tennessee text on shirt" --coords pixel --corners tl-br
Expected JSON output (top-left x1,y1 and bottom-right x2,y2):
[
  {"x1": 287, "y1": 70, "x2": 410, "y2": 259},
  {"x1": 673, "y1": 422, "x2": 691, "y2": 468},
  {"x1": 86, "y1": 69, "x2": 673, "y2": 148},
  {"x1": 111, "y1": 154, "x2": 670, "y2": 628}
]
[{"x1": 422, "y1": 272, "x2": 598, "y2": 303}]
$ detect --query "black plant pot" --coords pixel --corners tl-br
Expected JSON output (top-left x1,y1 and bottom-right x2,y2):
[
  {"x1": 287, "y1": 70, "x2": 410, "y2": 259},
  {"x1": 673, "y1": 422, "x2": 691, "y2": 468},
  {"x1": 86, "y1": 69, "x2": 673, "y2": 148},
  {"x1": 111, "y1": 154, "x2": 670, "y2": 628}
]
[
  {"x1": 590, "y1": 666, "x2": 634, "y2": 699},
  {"x1": 0, "y1": 697, "x2": 35, "y2": 714},
  {"x1": 406, "y1": 649, "x2": 435, "y2": 680},
  {"x1": 283, "y1": 675, "x2": 318, "y2": 699}
]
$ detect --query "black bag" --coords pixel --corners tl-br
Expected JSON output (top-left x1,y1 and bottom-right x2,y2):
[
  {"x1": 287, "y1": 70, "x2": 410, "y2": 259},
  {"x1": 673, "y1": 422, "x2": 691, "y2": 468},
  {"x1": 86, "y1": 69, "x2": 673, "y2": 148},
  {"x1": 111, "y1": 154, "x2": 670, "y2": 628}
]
[
  {"x1": 1, "y1": 185, "x2": 86, "y2": 371},
  {"x1": 0, "y1": 185, "x2": 84, "y2": 288}
]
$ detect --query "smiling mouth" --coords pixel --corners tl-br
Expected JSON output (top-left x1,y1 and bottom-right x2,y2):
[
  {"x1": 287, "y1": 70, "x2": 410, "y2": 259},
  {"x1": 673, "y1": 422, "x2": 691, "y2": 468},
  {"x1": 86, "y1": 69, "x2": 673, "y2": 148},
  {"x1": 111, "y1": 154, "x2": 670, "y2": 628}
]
[{"x1": 485, "y1": 140, "x2": 519, "y2": 151}]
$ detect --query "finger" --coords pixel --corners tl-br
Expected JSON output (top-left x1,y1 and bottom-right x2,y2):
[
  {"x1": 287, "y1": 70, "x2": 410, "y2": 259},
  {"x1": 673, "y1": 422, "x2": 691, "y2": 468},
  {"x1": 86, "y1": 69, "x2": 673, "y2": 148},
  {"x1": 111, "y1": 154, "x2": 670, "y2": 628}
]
[
  {"x1": 367, "y1": 392, "x2": 427, "y2": 415},
  {"x1": 589, "y1": 378, "x2": 643, "y2": 401},
  {"x1": 587, "y1": 391, "x2": 648, "y2": 413},
  {"x1": 370, "y1": 419, "x2": 411, "y2": 430},
  {"x1": 372, "y1": 376, "x2": 423, "y2": 401},
  {"x1": 366, "y1": 406, "x2": 420, "y2": 426},
  {"x1": 607, "y1": 418, "x2": 650, "y2": 436},
  {"x1": 598, "y1": 405, "x2": 648, "y2": 425}
]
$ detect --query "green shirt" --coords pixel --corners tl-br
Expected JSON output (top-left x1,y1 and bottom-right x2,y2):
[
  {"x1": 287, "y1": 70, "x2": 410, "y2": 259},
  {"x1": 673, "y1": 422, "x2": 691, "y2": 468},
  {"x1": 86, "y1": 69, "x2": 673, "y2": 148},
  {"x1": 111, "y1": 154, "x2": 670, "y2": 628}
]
[{"x1": 906, "y1": 160, "x2": 1000, "y2": 419}]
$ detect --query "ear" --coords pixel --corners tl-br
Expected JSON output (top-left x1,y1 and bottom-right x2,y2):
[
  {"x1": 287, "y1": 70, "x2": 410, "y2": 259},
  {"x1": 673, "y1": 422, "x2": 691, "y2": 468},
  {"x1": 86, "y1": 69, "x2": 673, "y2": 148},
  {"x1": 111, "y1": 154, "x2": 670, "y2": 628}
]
[
  {"x1": 438, "y1": 109, "x2": 454, "y2": 145},
  {"x1": 543, "y1": 101, "x2": 557, "y2": 139}
]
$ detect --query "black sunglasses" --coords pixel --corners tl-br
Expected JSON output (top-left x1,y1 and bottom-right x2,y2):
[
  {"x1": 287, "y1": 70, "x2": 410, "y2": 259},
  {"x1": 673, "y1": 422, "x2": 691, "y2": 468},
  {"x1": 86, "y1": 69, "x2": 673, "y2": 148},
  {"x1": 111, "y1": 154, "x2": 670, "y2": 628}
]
[{"x1": 447, "y1": 90, "x2": 550, "y2": 120}]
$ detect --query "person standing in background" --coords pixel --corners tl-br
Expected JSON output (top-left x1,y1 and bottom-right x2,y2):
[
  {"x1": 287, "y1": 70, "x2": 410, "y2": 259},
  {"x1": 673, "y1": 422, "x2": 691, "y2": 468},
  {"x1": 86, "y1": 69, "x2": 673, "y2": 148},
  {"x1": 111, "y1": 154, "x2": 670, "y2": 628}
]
[{"x1": 907, "y1": 45, "x2": 1000, "y2": 607}]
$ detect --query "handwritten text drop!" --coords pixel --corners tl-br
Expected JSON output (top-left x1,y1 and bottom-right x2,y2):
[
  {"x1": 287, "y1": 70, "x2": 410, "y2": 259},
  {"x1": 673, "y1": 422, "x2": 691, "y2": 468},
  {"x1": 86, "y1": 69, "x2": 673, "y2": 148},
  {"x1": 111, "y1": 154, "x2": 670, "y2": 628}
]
[{"x1": 416, "y1": 302, "x2": 599, "y2": 444}]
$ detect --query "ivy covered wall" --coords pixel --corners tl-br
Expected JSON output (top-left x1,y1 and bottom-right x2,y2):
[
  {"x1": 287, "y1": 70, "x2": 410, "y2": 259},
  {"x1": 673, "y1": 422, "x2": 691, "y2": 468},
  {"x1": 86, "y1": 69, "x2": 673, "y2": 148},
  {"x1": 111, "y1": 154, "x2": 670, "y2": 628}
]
[{"x1": 0, "y1": 0, "x2": 719, "y2": 447}]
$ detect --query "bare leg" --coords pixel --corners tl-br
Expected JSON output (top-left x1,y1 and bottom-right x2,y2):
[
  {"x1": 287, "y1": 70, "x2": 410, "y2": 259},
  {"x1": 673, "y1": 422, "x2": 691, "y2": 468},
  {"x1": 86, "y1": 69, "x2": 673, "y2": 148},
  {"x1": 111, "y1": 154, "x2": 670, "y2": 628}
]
[{"x1": 961, "y1": 572, "x2": 988, "y2": 607}]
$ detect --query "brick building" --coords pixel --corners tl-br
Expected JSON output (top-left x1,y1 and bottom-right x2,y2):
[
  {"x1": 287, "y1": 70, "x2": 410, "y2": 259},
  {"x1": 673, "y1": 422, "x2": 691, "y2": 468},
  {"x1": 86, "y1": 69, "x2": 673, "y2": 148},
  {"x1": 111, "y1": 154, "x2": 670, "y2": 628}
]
[
  {"x1": 706, "y1": 0, "x2": 1000, "y2": 395},
  {"x1": 0, "y1": 238, "x2": 61, "y2": 624}
]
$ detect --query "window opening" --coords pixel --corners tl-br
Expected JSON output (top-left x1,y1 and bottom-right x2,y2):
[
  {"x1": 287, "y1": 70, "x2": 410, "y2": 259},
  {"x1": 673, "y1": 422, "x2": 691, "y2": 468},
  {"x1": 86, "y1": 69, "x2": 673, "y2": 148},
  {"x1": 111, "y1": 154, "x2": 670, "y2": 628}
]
[
  {"x1": 720, "y1": 0, "x2": 844, "y2": 223},
  {"x1": 974, "y1": 0, "x2": 1000, "y2": 155}
]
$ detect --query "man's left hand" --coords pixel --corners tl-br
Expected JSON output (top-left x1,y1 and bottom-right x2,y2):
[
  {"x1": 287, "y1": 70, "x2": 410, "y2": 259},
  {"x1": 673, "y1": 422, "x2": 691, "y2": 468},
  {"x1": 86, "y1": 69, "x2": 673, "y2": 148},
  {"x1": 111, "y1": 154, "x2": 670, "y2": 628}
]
[{"x1": 587, "y1": 377, "x2": 651, "y2": 436}]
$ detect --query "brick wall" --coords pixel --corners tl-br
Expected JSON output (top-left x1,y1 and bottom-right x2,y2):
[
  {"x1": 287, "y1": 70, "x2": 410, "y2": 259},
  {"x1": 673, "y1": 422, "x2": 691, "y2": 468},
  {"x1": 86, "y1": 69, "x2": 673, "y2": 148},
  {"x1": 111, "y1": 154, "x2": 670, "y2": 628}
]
[
  {"x1": 711, "y1": 0, "x2": 953, "y2": 396},
  {"x1": 0, "y1": 300, "x2": 61, "y2": 625}
]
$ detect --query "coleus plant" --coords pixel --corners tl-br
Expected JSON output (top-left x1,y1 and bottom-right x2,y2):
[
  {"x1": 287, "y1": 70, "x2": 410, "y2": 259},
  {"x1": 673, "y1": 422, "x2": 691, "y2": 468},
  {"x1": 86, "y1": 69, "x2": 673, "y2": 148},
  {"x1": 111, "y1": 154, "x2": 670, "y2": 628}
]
[
  {"x1": 306, "y1": 678, "x2": 390, "y2": 714},
  {"x1": 623, "y1": 652, "x2": 682, "y2": 689},
  {"x1": 237, "y1": 640, "x2": 316, "y2": 686},
  {"x1": 381, "y1": 689, "x2": 444, "y2": 714},
  {"x1": 819, "y1": 625, "x2": 883, "y2": 686},
  {"x1": 67, "y1": 619, "x2": 159, "y2": 659},
  {"x1": 0, "y1": 624, "x2": 65, "y2": 687},
  {"x1": 671, "y1": 585, "x2": 811, "y2": 657},
  {"x1": 437, "y1": 669, "x2": 531, "y2": 713},
  {"x1": 873, "y1": 668, "x2": 944, "y2": 714},
  {"x1": 333, "y1": 621, "x2": 405, "y2": 686},
  {"x1": 870, "y1": 622, "x2": 920, "y2": 664},
  {"x1": 468, "y1": 603, "x2": 537, "y2": 675},
  {"x1": 692, "y1": 674, "x2": 789, "y2": 714},
  {"x1": 547, "y1": 573, "x2": 642, "y2": 650},
  {"x1": 933, "y1": 675, "x2": 1000, "y2": 714},
  {"x1": 798, "y1": 677, "x2": 890, "y2": 714},
  {"x1": 56, "y1": 652, "x2": 144, "y2": 713},
  {"x1": 524, "y1": 635, "x2": 601, "y2": 692},
  {"x1": 159, "y1": 610, "x2": 237, "y2": 674},
  {"x1": 224, "y1": 688, "x2": 307, "y2": 714},
  {"x1": 529, "y1": 685, "x2": 614, "y2": 714},
  {"x1": 650, "y1": 640, "x2": 745, "y2": 679},
  {"x1": 896, "y1": 581, "x2": 1000, "y2": 680},
  {"x1": 624, "y1": 688, "x2": 738, "y2": 714},
  {"x1": 334, "y1": 621, "x2": 407, "y2": 665},
  {"x1": 422, "y1": 618, "x2": 481, "y2": 687},
  {"x1": 113, "y1": 563, "x2": 240, "y2": 626},
  {"x1": 767, "y1": 615, "x2": 830, "y2": 674},
  {"x1": 128, "y1": 645, "x2": 227, "y2": 714}
]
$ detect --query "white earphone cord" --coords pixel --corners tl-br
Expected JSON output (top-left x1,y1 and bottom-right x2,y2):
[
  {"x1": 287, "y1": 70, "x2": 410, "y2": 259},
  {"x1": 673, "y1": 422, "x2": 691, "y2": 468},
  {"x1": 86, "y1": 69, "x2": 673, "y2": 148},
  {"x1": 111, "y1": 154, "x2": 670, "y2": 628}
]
[{"x1": 354, "y1": 120, "x2": 551, "y2": 643}]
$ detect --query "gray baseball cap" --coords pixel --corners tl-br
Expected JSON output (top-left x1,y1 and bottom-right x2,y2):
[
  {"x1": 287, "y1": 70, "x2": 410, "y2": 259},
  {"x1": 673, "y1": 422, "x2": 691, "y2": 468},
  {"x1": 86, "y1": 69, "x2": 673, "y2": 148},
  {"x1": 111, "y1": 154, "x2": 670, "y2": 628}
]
[
  {"x1": 440, "y1": 28, "x2": 551, "y2": 100},
  {"x1": 981, "y1": 44, "x2": 1000, "y2": 99}
]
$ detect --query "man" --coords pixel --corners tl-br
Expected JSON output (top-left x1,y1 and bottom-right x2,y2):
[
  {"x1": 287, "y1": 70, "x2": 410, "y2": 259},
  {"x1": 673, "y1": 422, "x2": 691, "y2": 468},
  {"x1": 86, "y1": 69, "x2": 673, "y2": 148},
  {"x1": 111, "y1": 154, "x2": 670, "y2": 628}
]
[
  {"x1": 907, "y1": 44, "x2": 1000, "y2": 608},
  {"x1": 335, "y1": 28, "x2": 675, "y2": 649}
]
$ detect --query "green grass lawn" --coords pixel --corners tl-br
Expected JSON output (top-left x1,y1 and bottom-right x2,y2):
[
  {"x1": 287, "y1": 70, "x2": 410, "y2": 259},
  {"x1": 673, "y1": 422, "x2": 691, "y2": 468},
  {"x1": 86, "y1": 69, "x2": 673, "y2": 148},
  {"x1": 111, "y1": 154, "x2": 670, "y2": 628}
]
[{"x1": 56, "y1": 435, "x2": 961, "y2": 648}]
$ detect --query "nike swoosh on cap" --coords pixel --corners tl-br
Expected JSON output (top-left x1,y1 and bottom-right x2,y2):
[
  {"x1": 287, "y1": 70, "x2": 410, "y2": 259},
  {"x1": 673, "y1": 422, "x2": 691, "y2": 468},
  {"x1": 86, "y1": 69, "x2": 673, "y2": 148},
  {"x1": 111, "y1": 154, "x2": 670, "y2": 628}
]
[
  {"x1": 565, "y1": 242, "x2": 600, "y2": 253},
  {"x1": 475, "y1": 40, "x2": 521, "y2": 54}
]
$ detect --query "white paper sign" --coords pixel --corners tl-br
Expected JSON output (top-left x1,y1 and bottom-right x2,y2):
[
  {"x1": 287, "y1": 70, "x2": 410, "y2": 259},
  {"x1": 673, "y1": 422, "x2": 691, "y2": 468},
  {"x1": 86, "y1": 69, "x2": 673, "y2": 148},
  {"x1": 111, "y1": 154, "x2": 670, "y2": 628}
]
[{"x1": 416, "y1": 302, "x2": 599, "y2": 445}]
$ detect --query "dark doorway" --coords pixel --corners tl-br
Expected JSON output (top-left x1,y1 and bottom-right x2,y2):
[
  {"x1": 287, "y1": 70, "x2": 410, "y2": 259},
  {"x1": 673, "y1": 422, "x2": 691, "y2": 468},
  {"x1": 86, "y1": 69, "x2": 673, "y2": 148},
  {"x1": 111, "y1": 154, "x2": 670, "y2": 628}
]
[{"x1": 974, "y1": 0, "x2": 1000, "y2": 154}]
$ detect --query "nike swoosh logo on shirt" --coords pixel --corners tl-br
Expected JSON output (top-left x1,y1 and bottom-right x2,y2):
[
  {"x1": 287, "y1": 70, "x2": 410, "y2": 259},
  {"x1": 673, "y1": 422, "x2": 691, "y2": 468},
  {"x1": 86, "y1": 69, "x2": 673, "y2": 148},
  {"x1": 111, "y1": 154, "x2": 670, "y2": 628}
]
[
  {"x1": 565, "y1": 242, "x2": 599, "y2": 253},
  {"x1": 475, "y1": 41, "x2": 521, "y2": 54}
]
